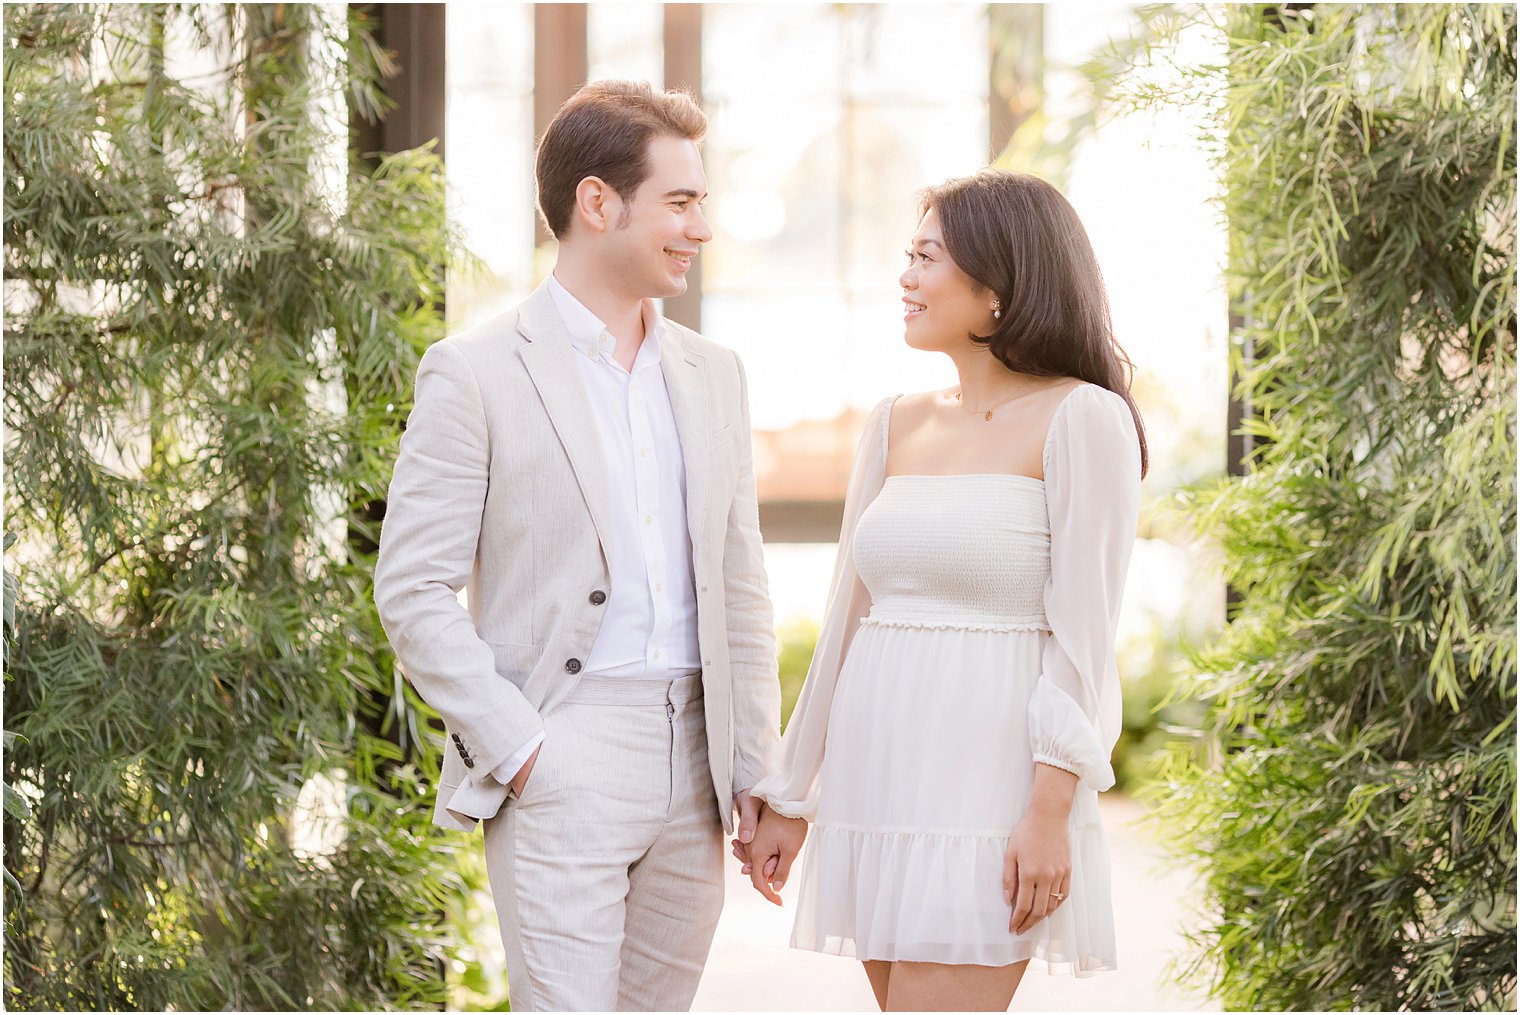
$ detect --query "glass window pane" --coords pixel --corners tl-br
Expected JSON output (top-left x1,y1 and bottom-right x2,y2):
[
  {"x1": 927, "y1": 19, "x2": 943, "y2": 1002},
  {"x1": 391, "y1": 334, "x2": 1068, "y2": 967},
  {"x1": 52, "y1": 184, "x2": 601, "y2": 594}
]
[
  {"x1": 447, "y1": 4, "x2": 535, "y2": 327},
  {"x1": 703, "y1": 3, "x2": 988, "y2": 430},
  {"x1": 588, "y1": 3, "x2": 662, "y2": 85}
]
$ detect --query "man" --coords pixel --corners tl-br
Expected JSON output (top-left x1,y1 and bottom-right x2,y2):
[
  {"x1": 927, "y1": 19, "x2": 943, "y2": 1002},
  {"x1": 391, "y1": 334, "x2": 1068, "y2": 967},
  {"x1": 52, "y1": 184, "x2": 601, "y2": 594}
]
[{"x1": 373, "y1": 80, "x2": 780, "y2": 1011}]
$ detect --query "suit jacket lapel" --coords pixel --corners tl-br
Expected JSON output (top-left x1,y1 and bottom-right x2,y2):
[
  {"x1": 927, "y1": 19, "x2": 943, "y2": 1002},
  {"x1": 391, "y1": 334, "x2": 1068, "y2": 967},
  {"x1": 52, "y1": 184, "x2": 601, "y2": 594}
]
[
  {"x1": 516, "y1": 282, "x2": 617, "y2": 563},
  {"x1": 660, "y1": 326, "x2": 712, "y2": 551}
]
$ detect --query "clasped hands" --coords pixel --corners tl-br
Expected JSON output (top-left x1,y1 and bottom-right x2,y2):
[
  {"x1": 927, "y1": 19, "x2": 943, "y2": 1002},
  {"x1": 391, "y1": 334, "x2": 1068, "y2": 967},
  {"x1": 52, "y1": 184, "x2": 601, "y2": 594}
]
[
  {"x1": 729, "y1": 790, "x2": 1072, "y2": 934},
  {"x1": 731, "y1": 789, "x2": 808, "y2": 906}
]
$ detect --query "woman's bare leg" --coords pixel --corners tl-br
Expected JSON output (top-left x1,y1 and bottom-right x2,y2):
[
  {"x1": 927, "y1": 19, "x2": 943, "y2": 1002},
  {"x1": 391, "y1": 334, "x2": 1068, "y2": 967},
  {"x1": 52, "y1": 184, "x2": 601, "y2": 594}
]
[
  {"x1": 884, "y1": 959, "x2": 1029, "y2": 1012},
  {"x1": 862, "y1": 960, "x2": 892, "y2": 1010}
]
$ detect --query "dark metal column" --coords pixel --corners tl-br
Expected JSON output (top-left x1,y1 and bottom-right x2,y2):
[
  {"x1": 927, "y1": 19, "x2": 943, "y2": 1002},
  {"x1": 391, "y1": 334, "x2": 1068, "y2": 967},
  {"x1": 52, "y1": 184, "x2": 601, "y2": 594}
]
[{"x1": 350, "y1": 4, "x2": 446, "y2": 163}]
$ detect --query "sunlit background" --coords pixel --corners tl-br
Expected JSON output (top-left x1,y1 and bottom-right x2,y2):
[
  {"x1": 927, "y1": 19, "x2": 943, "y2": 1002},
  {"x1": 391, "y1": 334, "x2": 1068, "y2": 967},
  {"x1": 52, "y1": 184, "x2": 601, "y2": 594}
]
[
  {"x1": 442, "y1": 4, "x2": 1227, "y2": 1008},
  {"x1": 449, "y1": 1, "x2": 1224, "y2": 607}
]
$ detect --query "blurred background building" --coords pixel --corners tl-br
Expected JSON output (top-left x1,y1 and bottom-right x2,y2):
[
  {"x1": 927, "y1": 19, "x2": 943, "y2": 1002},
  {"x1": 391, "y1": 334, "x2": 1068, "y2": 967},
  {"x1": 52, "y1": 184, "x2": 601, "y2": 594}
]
[{"x1": 413, "y1": 2, "x2": 1230, "y2": 630}]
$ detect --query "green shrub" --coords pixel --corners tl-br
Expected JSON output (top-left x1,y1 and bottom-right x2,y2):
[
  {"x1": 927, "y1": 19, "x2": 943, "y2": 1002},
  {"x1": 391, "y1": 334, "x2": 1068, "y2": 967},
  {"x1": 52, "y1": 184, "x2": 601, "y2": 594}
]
[
  {"x1": 3, "y1": 5, "x2": 467, "y2": 1008},
  {"x1": 1136, "y1": 6, "x2": 1516, "y2": 1010}
]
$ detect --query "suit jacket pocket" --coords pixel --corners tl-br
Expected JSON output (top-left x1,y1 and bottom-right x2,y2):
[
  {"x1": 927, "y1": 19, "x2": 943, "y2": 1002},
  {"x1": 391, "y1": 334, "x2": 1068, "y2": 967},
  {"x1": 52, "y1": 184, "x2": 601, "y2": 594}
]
[
  {"x1": 487, "y1": 639, "x2": 539, "y2": 690},
  {"x1": 712, "y1": 422, "x2": 734, "y2": 449}
]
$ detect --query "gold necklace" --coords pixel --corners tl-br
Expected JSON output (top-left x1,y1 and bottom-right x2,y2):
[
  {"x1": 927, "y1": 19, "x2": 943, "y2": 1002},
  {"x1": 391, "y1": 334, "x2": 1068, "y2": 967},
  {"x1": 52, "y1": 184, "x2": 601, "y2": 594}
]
[{"x1": 954, "y1": 383, "x2": 1038, "y2": 422}]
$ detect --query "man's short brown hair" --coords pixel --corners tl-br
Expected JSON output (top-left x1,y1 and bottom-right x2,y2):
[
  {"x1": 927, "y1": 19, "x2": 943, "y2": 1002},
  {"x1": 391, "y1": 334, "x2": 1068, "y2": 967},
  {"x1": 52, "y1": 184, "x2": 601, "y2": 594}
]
[{"x1": 535, "y1": 80, "x2": 707, "y2": 240}]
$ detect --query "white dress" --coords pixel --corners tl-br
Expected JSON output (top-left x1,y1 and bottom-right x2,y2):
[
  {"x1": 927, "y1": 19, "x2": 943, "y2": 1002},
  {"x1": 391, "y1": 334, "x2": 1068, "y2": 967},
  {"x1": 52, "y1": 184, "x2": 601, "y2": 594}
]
[{"x1": 750, "y1": 384, "x2": 1141, "y2": 975}]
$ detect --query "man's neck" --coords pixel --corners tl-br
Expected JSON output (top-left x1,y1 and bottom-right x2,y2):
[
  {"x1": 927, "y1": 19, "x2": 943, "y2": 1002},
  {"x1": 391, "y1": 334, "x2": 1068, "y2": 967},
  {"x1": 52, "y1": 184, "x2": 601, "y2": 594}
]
[{"x1": 551, "y1": 257, "x2": 646, "y2": 347}]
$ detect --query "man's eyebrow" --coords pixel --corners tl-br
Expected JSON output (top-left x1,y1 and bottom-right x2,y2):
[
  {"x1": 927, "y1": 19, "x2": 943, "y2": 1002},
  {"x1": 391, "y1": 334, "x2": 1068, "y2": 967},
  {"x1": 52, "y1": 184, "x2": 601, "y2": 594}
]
[{"x1": 662, "y1": 189, "x2": 705, "y2": 200}]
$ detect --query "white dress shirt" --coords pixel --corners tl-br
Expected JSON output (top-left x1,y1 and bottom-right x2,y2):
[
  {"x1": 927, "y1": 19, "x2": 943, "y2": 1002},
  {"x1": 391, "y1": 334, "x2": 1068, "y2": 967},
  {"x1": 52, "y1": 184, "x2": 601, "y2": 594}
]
[{"x1": 492, "y1": 274, "x2": 703, "y2": 786}]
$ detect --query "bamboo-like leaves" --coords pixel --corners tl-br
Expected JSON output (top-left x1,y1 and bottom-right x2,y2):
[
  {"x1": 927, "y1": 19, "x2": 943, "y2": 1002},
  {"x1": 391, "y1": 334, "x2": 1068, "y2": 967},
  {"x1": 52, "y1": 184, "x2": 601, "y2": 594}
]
[
  {"x1": 3, "y1": 4, "x2": 470, "y2": 1009},
  {"x1": 1139, "y1": 5, "x2": 1517, "y2": 1010}
]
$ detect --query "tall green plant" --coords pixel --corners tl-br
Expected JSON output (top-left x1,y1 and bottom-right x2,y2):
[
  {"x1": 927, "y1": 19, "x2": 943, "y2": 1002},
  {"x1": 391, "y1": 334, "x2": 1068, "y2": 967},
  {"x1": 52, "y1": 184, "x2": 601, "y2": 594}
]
[
  {"x1": 1139, "y1": 5, "x2": 1516, "y2": 1010},
  {"x1": 3, "y1": 5, "x2": 465, "y2": 1008}
]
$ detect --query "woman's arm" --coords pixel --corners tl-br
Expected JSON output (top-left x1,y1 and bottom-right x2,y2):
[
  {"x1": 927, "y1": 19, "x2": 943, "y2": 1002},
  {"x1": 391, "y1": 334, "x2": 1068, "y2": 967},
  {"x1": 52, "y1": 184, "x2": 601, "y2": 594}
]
[
  {"x1": 1005, "y1": 383, "x2": 1142, "y2": 933},
  {"x1": 745, "y1": 394, "x2": 897, "y2": 820}
]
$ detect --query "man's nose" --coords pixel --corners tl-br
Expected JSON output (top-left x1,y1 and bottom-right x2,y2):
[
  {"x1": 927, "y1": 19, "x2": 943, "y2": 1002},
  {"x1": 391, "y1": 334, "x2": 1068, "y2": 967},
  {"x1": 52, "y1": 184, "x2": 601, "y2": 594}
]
[{"x1": 689, "y1": 207, "x2": 713, "y2": 244}]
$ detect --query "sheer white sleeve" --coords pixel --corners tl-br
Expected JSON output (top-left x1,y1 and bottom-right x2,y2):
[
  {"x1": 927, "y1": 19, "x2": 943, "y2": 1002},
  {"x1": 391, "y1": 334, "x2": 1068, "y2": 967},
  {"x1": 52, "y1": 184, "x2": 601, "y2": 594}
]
[
  {"x1": 749, "y1": 395, "x2": 896, "y2": 820},
  {"x1": 1028, "y1": 384, "x2": 1142, "y2": 793}
]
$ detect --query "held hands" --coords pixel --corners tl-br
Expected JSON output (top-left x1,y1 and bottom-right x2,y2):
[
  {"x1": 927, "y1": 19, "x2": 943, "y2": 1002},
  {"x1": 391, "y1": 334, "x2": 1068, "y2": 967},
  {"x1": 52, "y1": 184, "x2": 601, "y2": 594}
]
[
  {"x1": 729, "y1": 788, "x2": 764, "y2": 886},
  {"x1": 730, "y1": 800, "x2": 808, "y2": 906}
]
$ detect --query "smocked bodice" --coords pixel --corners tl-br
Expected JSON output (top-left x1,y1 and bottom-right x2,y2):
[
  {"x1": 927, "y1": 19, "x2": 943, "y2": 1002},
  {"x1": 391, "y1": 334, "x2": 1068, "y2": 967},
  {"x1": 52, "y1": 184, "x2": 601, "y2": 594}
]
[{"x1": 851, "y1": 475, "x2": 1051, "y2": 629}]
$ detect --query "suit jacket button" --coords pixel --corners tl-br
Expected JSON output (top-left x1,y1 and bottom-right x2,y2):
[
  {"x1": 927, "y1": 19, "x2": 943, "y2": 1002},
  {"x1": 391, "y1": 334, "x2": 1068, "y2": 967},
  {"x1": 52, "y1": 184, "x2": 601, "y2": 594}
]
[
  {"x1": 451, "y1": 734, "x2": 475, "y2": 767},
  {"x1": 589, "y1": 590, "x2": 607, "y2": 606},
  {"x1": 565, "y1": 658, "x2": 582, "y2": 674}
]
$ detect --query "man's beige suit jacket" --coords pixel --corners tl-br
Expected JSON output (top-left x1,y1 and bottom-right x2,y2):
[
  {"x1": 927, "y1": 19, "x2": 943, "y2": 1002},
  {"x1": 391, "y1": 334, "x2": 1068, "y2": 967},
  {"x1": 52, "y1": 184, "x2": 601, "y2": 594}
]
[{"x1": 374, "y1": 281, "x2": 780, "y2": 835}]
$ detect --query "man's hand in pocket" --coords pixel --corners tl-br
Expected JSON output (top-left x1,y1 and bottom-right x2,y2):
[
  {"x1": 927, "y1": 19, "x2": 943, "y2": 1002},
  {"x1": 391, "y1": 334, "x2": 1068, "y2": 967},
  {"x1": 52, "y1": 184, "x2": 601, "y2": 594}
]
[{"x1": 509, "y1": 743, "x2": 543, "y2": 798}]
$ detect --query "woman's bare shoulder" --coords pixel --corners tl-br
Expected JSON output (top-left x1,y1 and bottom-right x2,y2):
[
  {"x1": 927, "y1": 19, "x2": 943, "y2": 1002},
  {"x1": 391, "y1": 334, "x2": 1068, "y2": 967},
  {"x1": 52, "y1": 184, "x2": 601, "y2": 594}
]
[
  {"x1": 895, "y1": 387, "x2": 955, "y2": 418},
  {"x1": 886, "y1": 388, "x2": 951, "y2": 437}
]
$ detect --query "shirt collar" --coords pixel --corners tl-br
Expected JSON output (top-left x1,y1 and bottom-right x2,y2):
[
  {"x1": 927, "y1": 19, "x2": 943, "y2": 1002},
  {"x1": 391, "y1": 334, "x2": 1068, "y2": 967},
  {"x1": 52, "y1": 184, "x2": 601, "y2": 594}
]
[{"x1": 546, "y1": 272, "x2": 666, "y2": 364}]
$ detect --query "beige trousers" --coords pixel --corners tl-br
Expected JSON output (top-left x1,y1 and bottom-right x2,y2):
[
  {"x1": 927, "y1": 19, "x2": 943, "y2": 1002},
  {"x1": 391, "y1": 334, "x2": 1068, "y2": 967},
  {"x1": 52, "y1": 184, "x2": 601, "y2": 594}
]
[{"x1": 482, "y1": 673, "x2": 725, "y2": 1012}]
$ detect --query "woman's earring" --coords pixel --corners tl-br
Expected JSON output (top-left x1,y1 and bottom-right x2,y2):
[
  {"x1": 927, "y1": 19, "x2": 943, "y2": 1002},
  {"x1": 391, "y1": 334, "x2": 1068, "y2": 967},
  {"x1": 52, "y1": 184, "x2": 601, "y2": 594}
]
[{"x1": 992, "y1": 301, "x2": 1002, "y2": 320}]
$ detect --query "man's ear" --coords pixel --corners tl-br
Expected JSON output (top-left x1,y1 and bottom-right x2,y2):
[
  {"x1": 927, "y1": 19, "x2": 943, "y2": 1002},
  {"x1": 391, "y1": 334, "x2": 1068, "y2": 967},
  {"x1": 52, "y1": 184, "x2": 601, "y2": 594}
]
[{"x1": 573, "y1": 176, "x2": 620, "y2": 234}]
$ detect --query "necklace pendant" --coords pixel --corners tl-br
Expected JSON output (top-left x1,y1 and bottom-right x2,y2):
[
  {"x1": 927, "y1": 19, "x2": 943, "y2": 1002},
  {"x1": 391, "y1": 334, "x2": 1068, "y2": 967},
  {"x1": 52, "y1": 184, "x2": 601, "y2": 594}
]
[{"x1": 984, "y1": 410, "x2": 993, "y2": 421}]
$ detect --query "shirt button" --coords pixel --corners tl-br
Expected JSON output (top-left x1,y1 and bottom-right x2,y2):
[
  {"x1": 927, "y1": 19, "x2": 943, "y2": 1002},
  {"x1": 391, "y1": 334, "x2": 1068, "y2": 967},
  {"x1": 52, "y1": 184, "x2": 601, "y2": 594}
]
[
  {"x1": 655, "y1": 582, "x2": 663, "y2": 593},
  {"x1": 640, "y1": 447, "x2": 649, "y2": 457},
  {"x1": 589, "y1": 590, "x2": 607, "y2": 605},
  {"x1": 645, "y1": 515, "x2": 653, "y2": 525},
  {"x1": 653, "y1": 650, "x2": 662, "y2": 660},
  {"x1": 565, "y1": 658, "x2": 582, "y2": 674}
]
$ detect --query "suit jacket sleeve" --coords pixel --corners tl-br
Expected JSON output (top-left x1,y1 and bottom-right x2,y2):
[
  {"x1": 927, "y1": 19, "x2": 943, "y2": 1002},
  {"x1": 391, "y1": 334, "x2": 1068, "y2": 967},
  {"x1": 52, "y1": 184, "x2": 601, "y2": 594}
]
[
  {"x1": 725, "y1": 352, "x2": 783, "y2": 795},
  {"x1": 373, "y1": 340, "x2": 546, "y2": 784},
  {"x1": 748, "y1": 395, "x2": 894, "y2": 819}
]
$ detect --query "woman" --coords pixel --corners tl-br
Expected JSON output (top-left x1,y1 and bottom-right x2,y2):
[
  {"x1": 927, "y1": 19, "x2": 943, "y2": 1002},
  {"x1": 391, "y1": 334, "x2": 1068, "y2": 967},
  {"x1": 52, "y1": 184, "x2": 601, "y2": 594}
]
[{"x1": 741, "y1": 170, "x2": 1148, "y2": 1012}]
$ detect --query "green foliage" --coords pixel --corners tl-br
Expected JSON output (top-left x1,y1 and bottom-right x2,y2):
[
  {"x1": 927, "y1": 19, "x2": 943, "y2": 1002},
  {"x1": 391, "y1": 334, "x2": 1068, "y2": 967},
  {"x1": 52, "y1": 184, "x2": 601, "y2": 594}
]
[
  {"x1": 1136, "y1": 5, "x2": 1517, "y2": 1010},
  {"x1": 444, "y1": 848, "x2": 514, "y2": 1013},
  {"x1": 3, "y1": 4, "x2": 470, "y2": 1008},
  {"x1": 1112, "y1": 613, "x2": 1210, "y2": 793},
  {"x1": 777, "y1": 618, "x2": 820, "y2": 732},
  {"x1": 3, "y1": 534, "x2": 28, "y2": 908}
]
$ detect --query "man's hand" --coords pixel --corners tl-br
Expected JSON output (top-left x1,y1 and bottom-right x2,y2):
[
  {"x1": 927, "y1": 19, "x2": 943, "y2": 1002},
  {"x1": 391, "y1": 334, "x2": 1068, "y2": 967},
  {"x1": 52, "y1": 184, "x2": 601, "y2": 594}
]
[
  {"x1": 509, "y1": 743, "x2": 542, "y2": 799},
  {"x1": 731, "y1": 788, "x2": 762, "y2": 868},
  {"x1": 747, "y1": 808, "x2": 808, "y2": 906}
]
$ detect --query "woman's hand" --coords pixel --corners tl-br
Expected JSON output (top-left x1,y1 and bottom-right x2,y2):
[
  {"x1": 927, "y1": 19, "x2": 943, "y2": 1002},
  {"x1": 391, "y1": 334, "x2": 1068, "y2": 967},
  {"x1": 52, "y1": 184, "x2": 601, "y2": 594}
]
[
  {"x1": 1003, "y1": 807, "x2": 1071, "y2": 934},
  {"x1": 1004, "y1": 763, "x2": 1079, "y2": 934},
  {"x1": 740, "y1": 807, "x2": 809, "y2": 906}
]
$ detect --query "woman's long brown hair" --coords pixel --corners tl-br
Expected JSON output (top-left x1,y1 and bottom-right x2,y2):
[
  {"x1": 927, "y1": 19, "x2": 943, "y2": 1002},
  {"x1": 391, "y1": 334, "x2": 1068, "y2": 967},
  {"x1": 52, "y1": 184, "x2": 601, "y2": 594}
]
[{"x1": 921, "y1": 170, "x2": 1149, "y2": 477}]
